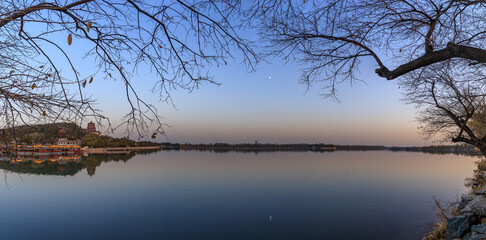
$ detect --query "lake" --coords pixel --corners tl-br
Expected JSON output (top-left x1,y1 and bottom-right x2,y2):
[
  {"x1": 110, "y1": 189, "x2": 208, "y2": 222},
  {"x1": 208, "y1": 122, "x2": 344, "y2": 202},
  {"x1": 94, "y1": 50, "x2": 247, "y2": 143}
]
[{"x1": 0, "y1": 150, "x2": 479, "y2": 239}]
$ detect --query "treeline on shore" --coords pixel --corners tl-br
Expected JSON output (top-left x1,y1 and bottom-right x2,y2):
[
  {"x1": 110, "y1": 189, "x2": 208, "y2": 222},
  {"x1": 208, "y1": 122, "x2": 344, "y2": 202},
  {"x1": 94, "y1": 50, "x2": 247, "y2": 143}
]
[
  {"x1": 160, "y1": 142, "x2": 336, "y2": 152},
  {"x1": 0, "y1": 122, "x2": 160, "y2": 148},
  {"x1": 2, "y1": 123, "x2": 482, "y2": 155},
  {"x1": 158, "y1": 142, "x2": 386, "y2": 152},
  {"x1": 158, "y1": 142, "x2": 480, "y2": 155},
  {"x1": 82, "y1": 134, "x2": 159, "y2": 148},
  {"x1": 386, "y1": 144, "x2": 478, "y2": 155}
]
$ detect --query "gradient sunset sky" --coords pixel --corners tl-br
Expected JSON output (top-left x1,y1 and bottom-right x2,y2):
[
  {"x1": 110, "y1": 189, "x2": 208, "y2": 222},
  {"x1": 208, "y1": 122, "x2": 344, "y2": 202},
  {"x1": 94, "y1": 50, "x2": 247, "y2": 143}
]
[
  {"x1": 36, "y1": 12, "x2": 430, "y2": 147},
  {"x1": 82, "y1": 53, "x2": 426, "y2": 146}
]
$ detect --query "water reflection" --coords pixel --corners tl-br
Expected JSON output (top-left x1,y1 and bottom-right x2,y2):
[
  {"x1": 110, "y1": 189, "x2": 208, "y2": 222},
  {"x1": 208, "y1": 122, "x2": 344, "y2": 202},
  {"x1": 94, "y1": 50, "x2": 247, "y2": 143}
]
[
  {"x1": 0, "y1": 150, "x2": 480, "y2": 239},
  {"x1": 0, "y1": 149, "x2": 480, "y2": 178},
  {"x1": 0, "y1": 150, "x2": 160, "y2": 176}
]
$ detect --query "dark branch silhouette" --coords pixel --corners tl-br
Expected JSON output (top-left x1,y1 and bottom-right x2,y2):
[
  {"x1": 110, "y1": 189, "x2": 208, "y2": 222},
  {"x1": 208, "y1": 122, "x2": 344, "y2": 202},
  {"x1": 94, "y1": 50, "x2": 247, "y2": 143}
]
[
  {"x1": 402, "y1": 60, "x2": 486, "y2": 155},
  {"x1": 0, "y1": 0, "x2": 258, "y2": 140},
  {"x1": 244, "y1": 0, "x2": 486, "y2": 97}
]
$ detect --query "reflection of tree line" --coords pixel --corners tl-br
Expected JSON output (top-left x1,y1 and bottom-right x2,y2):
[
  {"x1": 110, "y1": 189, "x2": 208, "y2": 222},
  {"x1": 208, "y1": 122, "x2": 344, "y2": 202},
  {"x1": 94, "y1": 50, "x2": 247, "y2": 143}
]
[
  {"x1": 1, "y1": 145, "x2": 478, "y2": 177},
  {"x1": 0, "y1": 149, "x2": 160, "y2": 176},
  {"x1": 387, "y1": 145, "x2": 480, "y2": 156},
  {"x1": 0, "y1": 160, "x2": 85, "y2": 176}
]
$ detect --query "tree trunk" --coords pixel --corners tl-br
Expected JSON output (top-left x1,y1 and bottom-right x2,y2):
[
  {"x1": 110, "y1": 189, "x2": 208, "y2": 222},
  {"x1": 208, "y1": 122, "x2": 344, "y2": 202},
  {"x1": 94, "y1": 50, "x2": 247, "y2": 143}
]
[{"x1": 478, "y1": 144, "x2": 486, "y2": 158}]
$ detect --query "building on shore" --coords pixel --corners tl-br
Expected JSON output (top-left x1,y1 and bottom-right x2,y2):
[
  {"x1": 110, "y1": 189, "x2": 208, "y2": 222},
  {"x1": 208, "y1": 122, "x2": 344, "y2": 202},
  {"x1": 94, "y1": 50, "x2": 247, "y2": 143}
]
[
  {"x1": 87, "y1": 121, "x2": 101, "y2": 136},
  {"x1": 9, "y1": 138, "x2": 20, "y2": 145},
  {"x1": 57, "y1": 138, "x2": 82, "y2": 146}
]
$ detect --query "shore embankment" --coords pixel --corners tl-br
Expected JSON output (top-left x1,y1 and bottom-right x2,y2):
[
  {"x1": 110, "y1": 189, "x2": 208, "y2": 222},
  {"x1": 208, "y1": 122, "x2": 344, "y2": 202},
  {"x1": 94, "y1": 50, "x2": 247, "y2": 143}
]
[
  {"x1": 429, "y1": 160, "x2": 486, "y2": 240},
  {"x1": 83, "y1": 146, "x2": 161, "y2": 154}
]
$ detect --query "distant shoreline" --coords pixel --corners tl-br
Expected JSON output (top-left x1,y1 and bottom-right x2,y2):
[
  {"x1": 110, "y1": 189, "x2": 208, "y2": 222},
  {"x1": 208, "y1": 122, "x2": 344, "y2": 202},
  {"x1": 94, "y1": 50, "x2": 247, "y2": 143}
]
[
  {"x1": 84, "y1": 146, "x2": 161, "y2": 154},
  {"x1": 156, "y1": 143, "x2": 478, "y2": 155},
  {"x1": 159, "y1": 143, "x2": 382, "y2": 152},
  {"x1": 75, "y1": 143, "x2": 481, "y2": 156}
]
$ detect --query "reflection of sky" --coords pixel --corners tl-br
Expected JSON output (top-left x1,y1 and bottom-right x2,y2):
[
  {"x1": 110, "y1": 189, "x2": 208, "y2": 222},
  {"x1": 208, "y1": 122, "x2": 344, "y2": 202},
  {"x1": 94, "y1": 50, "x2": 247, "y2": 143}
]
[{"x1": 0, "y1": 151, "x2": 477, "y2": 239}]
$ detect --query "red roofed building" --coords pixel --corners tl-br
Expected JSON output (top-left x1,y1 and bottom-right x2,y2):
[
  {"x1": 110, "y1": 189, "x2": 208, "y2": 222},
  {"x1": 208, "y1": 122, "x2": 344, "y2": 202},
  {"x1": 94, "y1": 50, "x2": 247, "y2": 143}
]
[
  {"x1": 87, "y1": 121, "x2": 101, "y2": 135},
  {"x1": 57, "y1": 128, "x2": 67, "y2": 137}
]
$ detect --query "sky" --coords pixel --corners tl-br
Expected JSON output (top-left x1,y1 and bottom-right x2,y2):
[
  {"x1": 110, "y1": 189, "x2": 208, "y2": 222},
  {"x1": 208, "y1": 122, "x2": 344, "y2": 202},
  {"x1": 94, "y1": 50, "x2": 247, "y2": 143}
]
[
  {"x1": 83, "y1": 55, "x2": 427, "y2": 146},
  {"x1": 163, "y1": 64, "x2": 424, "y2": 146},
  {"x1": 19, "y1": 4, "x2": 433, "y2": 147}
]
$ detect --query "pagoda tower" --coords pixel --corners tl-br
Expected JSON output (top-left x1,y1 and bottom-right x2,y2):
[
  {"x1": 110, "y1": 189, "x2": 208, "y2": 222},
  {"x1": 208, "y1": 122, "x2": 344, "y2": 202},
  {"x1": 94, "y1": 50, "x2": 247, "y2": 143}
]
[{"x1": 87, "y1": 121, "x2": 96, "y2": 133}]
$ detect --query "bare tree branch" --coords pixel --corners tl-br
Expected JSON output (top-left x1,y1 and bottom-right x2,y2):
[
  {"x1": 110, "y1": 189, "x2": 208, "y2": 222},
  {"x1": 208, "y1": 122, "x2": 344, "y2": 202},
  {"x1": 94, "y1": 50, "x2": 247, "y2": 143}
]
[{"x1": 0, "y1": 0, "x2": 259, "y2": 140}]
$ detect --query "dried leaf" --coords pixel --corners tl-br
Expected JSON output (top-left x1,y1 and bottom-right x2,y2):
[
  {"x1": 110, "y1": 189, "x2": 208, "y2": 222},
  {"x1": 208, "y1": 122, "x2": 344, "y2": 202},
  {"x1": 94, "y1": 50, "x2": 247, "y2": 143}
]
[
  {"x1": 151, "y1": 133, "x2": 156, "y2": 139},
  {"x1": 119, "y1": 67, "x2": 123, "y2": 71},
  {"x1": 68, "y1": 34, "x2": 72, "y2": 45},
  {"x1": 82, "y1": 80, "x2": 87, "y2": 88},
  {"x1": 87, "y1": 21, "x2": 92, "y2": 32},
  {"x1": 42, "y1": 111, "x2": 46, "y2": 117},
  {"x1": 39, "y1": 65, "x2": 43, "y2": 68},
  {"x1": 9, "y1": 70, "x2": 14, "y2": 74},
  {"x1": 108, "y1": 73, "x2": 112, "y2": 77},
  {"x1": 224, "y1": 60, "x2": 227, "y2": 65},
  {"x1": 89, "y1": 76, "x2": 93, "y2": 83},
  {"x1": 31, "y1": 83, "x2": 36, "y2": 90}
]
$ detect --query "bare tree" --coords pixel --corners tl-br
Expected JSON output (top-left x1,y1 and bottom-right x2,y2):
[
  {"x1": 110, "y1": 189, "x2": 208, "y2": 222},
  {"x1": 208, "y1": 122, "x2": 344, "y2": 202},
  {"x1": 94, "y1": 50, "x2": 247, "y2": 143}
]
[
  {"x1": 0, "y1": 0, "x2": 258, "y2": 140},
  {"x1": 241, "y1": 0, "x2": 486, "y2": 97},
  {"x1": 402, "y1": 60, "x2": 486, "y2": 154},
  {"x1": 4, "y1": 0, "x2": 486, "y2": 148},
  {"x1": 227, "y1": 0, "x2": 486, "y2": 151}
]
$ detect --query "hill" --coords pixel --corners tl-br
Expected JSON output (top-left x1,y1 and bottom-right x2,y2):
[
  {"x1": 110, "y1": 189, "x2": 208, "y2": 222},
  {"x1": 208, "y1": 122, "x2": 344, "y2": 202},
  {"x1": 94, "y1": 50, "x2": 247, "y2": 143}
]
[
  {"x1": 2, "y1": 122, "x2": 90, "y2": 145},
  {"x1": 1, "y1": 122, "x2": 159, "y2": 148}
]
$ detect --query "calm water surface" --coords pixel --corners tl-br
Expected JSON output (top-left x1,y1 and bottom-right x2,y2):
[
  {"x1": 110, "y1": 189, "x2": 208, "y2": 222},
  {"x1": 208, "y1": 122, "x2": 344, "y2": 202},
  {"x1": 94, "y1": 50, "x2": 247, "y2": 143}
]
[{"x1": 0, "y1": 150, "x2": 479, "y2": 239}]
